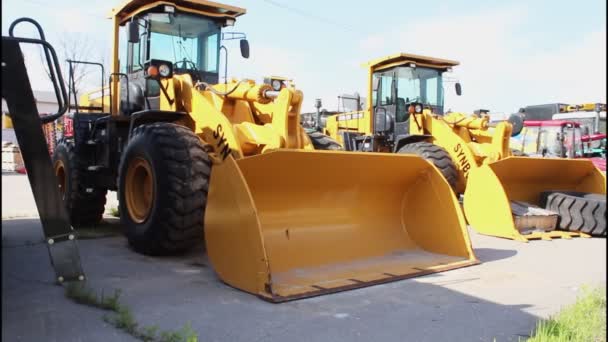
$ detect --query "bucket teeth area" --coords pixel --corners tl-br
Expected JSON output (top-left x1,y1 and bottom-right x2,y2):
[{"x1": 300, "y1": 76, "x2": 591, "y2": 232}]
[
  {"x1": 263, "y1": 250, "x2": 476, "y2": 302},
  {"x1": 518, "y1": 231, "x2": 591, "y2": 242}
]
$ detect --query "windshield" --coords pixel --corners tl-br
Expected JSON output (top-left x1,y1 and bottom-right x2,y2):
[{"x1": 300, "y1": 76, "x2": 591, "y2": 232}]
[
  {"x1": 568, "y1": 118, "x2": 596, "y2": 134},
  {"x1": 511, "y1": 126, "x2": 540, "y2": 154},
  {"x1": 563, "y1": 126, "x2": 584, "y2": 158},
  {"x1": 397, "y1": 67, "x2": 443, "y2": 111},
  {"x1": 373, "y1": 66, "x2": 445, "y2": 117},
  {"x1": 539, "y1": 126, "x2": 565, "y2": 157},
  {"x1": 566, "y1": 117, "x2": 606, "y2": 148},
  {"x1": 148, "y1": 13, "x2": 221, "y2": 73}
]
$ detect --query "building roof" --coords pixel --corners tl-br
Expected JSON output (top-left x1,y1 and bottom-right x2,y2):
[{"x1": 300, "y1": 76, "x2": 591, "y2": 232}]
[{"x1": 1, "y1": 90, "x2": 58, "y2": 114}]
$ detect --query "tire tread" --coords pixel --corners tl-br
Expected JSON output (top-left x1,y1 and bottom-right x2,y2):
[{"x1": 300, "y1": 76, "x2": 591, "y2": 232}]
[
  {"x1": 397, "y1": 142, "x2": 458, "y2": 190},
  {"x1": 540, "y1": 191, "x2": 606, "y2": 237},
  {"x1": 119, "y1": 123, "x2": 211, "y2": 255}
]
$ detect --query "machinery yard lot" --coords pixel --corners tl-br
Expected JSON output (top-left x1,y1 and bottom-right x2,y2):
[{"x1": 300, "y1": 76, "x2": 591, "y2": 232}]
[
  {"x1": 2, "y1": 173, "x2": 606, "y2": 342},
  {"x1": 1, "y1": 0, "x2": 605, "y2": 340}
]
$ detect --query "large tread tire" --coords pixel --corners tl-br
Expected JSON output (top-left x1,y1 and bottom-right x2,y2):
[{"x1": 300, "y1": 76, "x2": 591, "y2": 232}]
[
  {"x1": 540, "y1": 191, "x2": 606, "y2": 237},
  {"x1": 307, "y1": 131, "x2": 343, "y2": 150},
  {"x1": 52, "y1": 139, "x2": 107, "y2": 227},
  {"x1": 118, "y1": 123, "x2": 211, "y2": 255},
  {"x1": 397, "y1": 142, "x2": 458, "y2": 191}
]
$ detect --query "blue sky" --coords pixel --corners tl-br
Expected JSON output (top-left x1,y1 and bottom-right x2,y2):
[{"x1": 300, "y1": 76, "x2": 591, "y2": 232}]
[{"x1": 2, "y1": 0, "x2": 606, "y2": 116}]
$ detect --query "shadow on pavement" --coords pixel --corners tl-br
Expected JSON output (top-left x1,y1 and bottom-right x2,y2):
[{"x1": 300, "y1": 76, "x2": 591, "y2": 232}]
[
  {"x1": 3, "y1": 218, "x2": 539, "y2": 342},
  {"x1": 474, "y1": 247, "x2": 518, "y2": 263}
]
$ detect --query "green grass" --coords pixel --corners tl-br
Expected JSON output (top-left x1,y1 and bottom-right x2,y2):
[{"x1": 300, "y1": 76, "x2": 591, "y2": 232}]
[
  {"x1": 65, "y1": 283, "x2": 198, "y2": 342},
  {"x1": 527, "y1": 286, "x2": 606, "y2": 342},
  {"x1": 109, "y1": 206, "x2": 120, "y2": 218}
]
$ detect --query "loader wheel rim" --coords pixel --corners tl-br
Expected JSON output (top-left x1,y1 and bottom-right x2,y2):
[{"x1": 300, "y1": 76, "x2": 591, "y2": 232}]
[
  {"x1": 125, "y1": 157, "x2": 155, "y2": 224},
  {"x1": 54, "y1": 160, "x2": 67, "y2": 198}
]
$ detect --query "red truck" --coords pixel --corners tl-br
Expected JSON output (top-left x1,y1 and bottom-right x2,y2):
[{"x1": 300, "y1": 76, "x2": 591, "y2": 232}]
[{"x1": 510, "y1": 119, "x2": 606, "y2": 171}]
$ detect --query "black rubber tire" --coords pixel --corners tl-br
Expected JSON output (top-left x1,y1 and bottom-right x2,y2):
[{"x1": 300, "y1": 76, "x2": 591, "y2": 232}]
[
  {"x1": 52, "y1": 139, "x2": 107, "y2": 228},
  {"x1": 397, "y1": 142, "x2": 458, "y2": 190},
  {"x1": 118, "y1": 123, "x2": 211, "y2": 255},
  {"x1": 540, "y1": 191, "x2": 606, "y2": 237},
  {"x1": 307, "y1": 131, "x2": 343, "y2": 150},
  {"x1": 510, "y1": 149, "x2": 528, "y2": 157}
]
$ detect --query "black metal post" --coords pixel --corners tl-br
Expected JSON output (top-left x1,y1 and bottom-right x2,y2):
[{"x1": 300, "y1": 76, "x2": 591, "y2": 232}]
[{"x1": 2, "y1": 33, "x2": 84, "y2": 283}]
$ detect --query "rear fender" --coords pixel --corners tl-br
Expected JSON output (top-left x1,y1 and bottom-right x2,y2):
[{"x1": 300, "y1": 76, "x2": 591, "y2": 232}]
[{"x1": 394, "y1": 134, "x2": 432, "y2": 152}]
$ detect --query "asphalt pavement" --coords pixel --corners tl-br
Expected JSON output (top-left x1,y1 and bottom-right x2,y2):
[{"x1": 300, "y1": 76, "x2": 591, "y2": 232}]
[{"x1": 2, "y1": 174, "x2": 606, "y2": 342}]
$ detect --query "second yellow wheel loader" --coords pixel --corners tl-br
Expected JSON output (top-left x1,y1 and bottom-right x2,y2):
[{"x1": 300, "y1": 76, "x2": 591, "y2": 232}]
[
  {"x1": 16, "y1": 2, "x2": 478, "y2": 301},
  {"x1": 322, "y1": 53, "x2": 606, "y2": 242}
]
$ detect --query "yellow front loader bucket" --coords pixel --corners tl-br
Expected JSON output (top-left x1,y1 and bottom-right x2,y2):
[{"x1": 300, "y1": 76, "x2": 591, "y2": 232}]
[
  {"x1": 204, "y1": 150, "x2": 478, "y2": 302},
  {"x1": 464, "y1": 157, "x2": 606, "y2": 242}
]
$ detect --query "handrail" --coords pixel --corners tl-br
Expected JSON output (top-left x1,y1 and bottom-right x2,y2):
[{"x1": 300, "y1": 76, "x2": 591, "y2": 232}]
[
  {"x1": 67, "y1": 59, "x2": 105, "y2": 113},
  {"x1": 109, "y1": 73, "x2": 130, "y2": 116},
  {"x1": 8, "y1": 18, "x2": 68, "y2": 124}
]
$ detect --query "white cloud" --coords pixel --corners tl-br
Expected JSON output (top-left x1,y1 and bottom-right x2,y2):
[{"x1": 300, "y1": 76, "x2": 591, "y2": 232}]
[
  {"x1": 515, "y1": 30, "x2": 606, "y2": 104},
  {"x1": 359, "y1": 33, "x2": 386, "y2": 51},
  {"x1": 224, "y1": 43, "x2": 367, "y2": 113},
  {"x1": 355, "y1": 5, "x2": 606, "y2": 114},
  {"x1": 225, "y1": 45, "x2": 304, "y2": 81}
]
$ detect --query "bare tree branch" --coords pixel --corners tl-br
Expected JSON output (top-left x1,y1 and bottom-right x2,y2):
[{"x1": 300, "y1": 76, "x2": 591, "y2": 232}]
[{"x1": 38, "y1": 32, "x2": 99, "y2": 100}]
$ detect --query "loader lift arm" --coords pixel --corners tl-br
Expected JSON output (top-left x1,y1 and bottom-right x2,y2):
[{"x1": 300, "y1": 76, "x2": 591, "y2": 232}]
[{"x1": 1, "y1": 18, "x2": 85, "y2": 283}]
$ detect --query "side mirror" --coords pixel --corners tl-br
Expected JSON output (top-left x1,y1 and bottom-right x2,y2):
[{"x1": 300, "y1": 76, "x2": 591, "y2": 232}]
[
  {"x1": 127, "y1": 21, "x2": 140, "y2": 44},
  {"x1": 455, "y1": 82, "x2": 462, "y2": 96},
  {"x1": 240, "y1": 39, "x2": 250, "y2": 59},
  {"x1": 372, "y1": 77, "x2": 380, "y2": 92}
]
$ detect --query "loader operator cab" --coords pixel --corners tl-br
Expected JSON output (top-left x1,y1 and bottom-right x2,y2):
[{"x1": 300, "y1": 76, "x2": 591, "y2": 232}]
[
  {"x1": 541, "y1": 123, "x2": 584, "y2": 159},
  {"x1": 118, "y1": 4, "x2": 248, "y2": 115},
  {"x1": 328, "y1": 53, "x2": 461, "y2": 153},
  {"x1": 369, "y1": 54, "x2": 460, "y2": 139}
]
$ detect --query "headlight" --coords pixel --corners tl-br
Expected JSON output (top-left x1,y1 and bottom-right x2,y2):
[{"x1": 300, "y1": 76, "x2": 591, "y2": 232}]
[
  {"x1": 271, "y1": 79, "x2": 282, "y2": 91},
  {"x1": 415, "y1": 104, "x2": 422, "y2": 113},
  {"x1": 159, "y1": 64, "x2": 171, "y2": 77}
]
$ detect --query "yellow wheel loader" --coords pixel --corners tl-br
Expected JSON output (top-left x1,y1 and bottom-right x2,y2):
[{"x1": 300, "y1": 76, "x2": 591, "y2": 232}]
[
  {"x1": 9, "y1": 3, "x2": 478, "y2": 301},
  {"x1": 322, "y1": 53, "x2": 606, "y2": 242}
]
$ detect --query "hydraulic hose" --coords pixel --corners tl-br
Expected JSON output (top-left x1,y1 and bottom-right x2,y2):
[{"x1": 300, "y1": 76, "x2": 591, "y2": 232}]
[{"x1": 195, "y1": 79, "x2": 248, "y2": 96}]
